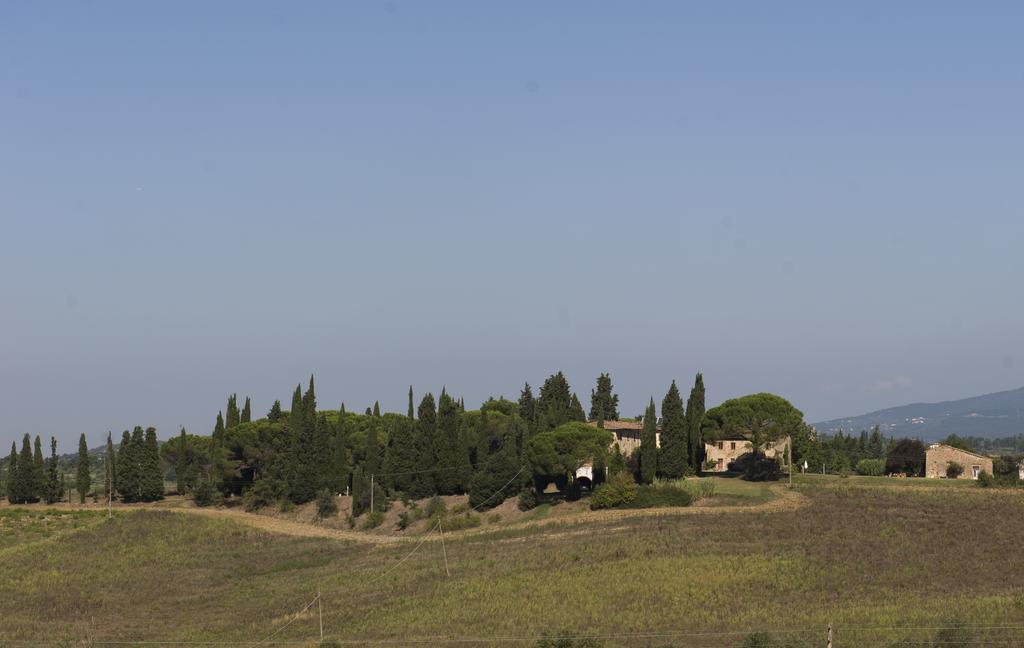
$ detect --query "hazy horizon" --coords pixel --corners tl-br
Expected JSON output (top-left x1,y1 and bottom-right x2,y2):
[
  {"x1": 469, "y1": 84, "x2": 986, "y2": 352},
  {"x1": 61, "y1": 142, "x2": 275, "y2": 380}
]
[{"x1": 3, "y1": 1, "x2": 1023, "y2": 449}]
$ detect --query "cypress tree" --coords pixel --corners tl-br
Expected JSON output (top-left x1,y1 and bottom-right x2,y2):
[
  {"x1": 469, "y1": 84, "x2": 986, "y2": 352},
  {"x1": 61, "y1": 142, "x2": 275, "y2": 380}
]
[
  {"x1": 518, "y1": 383, "x2": 536, "y2": 436},
  {"x1": 115, "y1": 430, "x2": 131, "y2": 498},
  {"x1": 537, "y1": 372, "x2": 572, "y2": 431},
  {"x1": 267, "y1": 400, "x2": 282, "y2": 422},
  {"x1": 33, "y1": 436, "x2": 45, "y2": 502},
  {"x1": 569, "y1": 393, "x2": 586, "y2": 422},
  {"x1": 408, "y1": 386, "x2": 415, "y2": 419},
  {"x1": 212, "y1": 412, "x2": 226, "y2": 446},
  {"x1": 121, "y1": 426, "x2": 146, "y2": 502},
  {"x1": 312, "y1": 413, "x2": 333, "y2": 493},
  {"x1": 241, "y1": 396, "x2": 252, "y2": 424},
  {"x1": 412, "y1": 393, "x2": 437, "y2": 498},
  {"x1": 588, "y1": 373, "x2": 620, "y2": 422},
  {"x1": 365, "y1": 407, "x2": 372, "y2": 416},
  {"x1": 16, "y1": 435, "x2": 37, "y2": 503},
  {"x1": 141, "y1": 426, "x2": 164, "y2": 501},
  {"x1": 176, "y1": 428, "x2": 189, "y2": 494},
  {"x1": 288, "y1": 379, "x2": 320, "y2": 503},
  {"x1": 660, "y1": 380, "x2": 688, "y2": 478},
  {"x1": 302, "y1": 375, "x2": 317, "y2": 423},
  {"x1": 640, "y1": 398, "x2": 658, "y2": 484},
  {"x1": 685, "y1": 373, "x2": 706, "y2": 470},
  {"x1": 226, "y1": 394, "x2": 240, "y2": 429},
  {"x1": 331, "y1": 406, "x2": 351, "y2": 494},
  {"x1": 46, "y1": 437, "x2": 61, "y2": 504},
  {"x1": 76, "y1": 433, "x2": 91, "y2": 503},
  {"x1": 105, "y1": 432, "x2": 116, "y2": 501},
  {"x1": 6, "y1": 442, "x2": 17, "y2": 503},
  {"x1": 384, "y1": 416, "x2": 418, "y2": 494},
  {"x1": 435, "y1": 389, "x2": 462, "y2": 494},
  {"x1": 373, "y1": 401, "x2": 381, "y2": 417}
]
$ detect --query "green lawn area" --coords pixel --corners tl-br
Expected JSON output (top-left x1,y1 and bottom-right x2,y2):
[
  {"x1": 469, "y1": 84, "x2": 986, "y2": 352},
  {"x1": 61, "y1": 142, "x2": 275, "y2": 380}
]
[{"x1": 2, "y1": 480, "x2": 1023, "y2": 646}]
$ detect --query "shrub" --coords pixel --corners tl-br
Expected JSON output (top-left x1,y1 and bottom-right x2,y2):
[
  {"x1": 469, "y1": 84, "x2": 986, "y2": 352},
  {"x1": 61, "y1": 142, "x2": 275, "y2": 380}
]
[
  {"x1": 517, "y1": 488, "x2": 537, "y2": 511},
  {"x1": 855, "y1": 458, "x2": 885, "y2": 476},
  {"x1": 686, "y1": 480, "x2": 716, "y2": 500},
  {"x1": 425, "y1": 495, "x2": 447, "y2": 519},
  {"x1": 192, "y1": 477, "x2": 216, "y2": 507},
  {"x1": 627, "y1": 483, "x2": 693, "y2": 509},
  {"x1": 535, "y1": 635, "x2": 603, "y2": 648},
  {"x1": 744, "y1": 457, "x2": 781, "y2": 482},
  {"x1": 316, "y1": 488, "x2": 338, "y2": 519},
  {"x1": 977, "y1": 470, "x2": 995, "y2": 488},
  {"x1": 278, "y1": 498, "x2": 294, "y2": 513},
  {"x1": 243, "y1": 479, "x2": 286, "y2": 512},
  {"x1": 361, "y1": 510, "x2": 384, "y2": 529},
  {"x1": 590, "y1": 472, "x2": 638, "y2": 510},
  {"x1": 436, "y1": 512, "x2": 480, "y2": 531},
  {"x1": 886, "y1": 438, "x2": 926, "y2": 476},
  {"x1": 946, "y1": 461, "x2": 964, "y2": 479}
]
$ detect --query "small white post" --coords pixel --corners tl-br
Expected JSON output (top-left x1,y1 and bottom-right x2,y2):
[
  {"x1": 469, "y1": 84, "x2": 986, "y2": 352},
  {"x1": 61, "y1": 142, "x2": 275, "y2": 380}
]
[
  {"x1": 317, "y1": 590, "x2": 323, "y2": 641},
  {"x1": 439, "y1": 520, "x2": 451, "y2": 578},
  {"x1": 370, "y1": 474, "x2": 374, "y2": 514}
]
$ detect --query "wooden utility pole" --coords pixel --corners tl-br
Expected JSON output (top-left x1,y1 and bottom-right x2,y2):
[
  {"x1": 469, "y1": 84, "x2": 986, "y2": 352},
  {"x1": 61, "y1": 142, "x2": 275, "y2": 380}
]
[
  {"x1": 317, "y1": 589, "x2": 323, "y2": 641},
  {"x1": 788, "y1": 439, "x2": 793, "y2": 488},
  {"x1": 439, "y1": 520, "x2": 451, "y2": 578}
]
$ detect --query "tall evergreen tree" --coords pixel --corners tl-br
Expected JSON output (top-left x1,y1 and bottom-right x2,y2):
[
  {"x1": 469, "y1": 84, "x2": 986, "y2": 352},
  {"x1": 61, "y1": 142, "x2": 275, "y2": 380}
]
[
  {"x1": 241, "y1": 396, "x2": 252, "y2": 423},
  {"x1": 6, "y1": 442, "x2": 17, "y2": 503},
  {"x1": 267, "y1": 400, "x2": 282, "y2": 422},
  {"x1": 212, "y1": 411, "x2": 226, "y2": 446},
  {"x1": 226, "y1": 394, "x2": 240, "y2": 429},
  {"x1": 115, "y1": 430, "x2": 131, "y2": 498},
  {"x1": 45, "y1": 436, "x2": 61, "y2": 504},
  {"x1": 120, "y1": 426, "x2": 146, "y2": 502},
  {"x1": 537, "y1": 372, "x2": 573, "y2": 431},
  {"x1": 105, "y1": 432, "x2": 116, "y2": 501},
  {"x1": 76, "y1": 433, "x2": 91, "y2": 503},
  {"x1": 373, "y1": 401, "x2": 381, "y2": 417},
  {"x1": 408, "y1": 386, "x2": 415, "y2": 419},
  {"x1": 412, "y1": 393, "x2": 437, "y2": 497},
  {"x1": 640, "y1": 398, "x2": 658, "y2": 484},
  {"x1": 659, "y1": 381, "x2": 688, "y2": 478},
  {"x1": 569, "y1": 393, "x2": 586, "y2": 422},
  {"x1": 384, "y1": 416, "x2": 418, "y2": 493},
  {"x1": 518, "y1": 383, "x2": 536, "y2": 428},
  {"x1": 331, "y1": 406, "x2": 351, "y2": 494},
  {"x1": 32, "y1": 436, "x2": 45, "y2": 501},
  {"x1": 176, "y1": 428, "x2": 189, "y2": 494},
  {"x1": 141, "y1": 427, "x2": 164, "y2": 501},
  {"x1": 287, "y1": 380, "x2": 318, "y2": 503},
  {"x1": 589, "y1": 373, "x2": 620, "y2": 422},
  {"x1": 435, "y1": 389, "x2": 463, "y2": 494},
  {"x1": 685, "y1": 373, "x2": 706, "y2": 470},
  {"x1": 15, "y1": 435, "x2": 37, "y2": 503}
]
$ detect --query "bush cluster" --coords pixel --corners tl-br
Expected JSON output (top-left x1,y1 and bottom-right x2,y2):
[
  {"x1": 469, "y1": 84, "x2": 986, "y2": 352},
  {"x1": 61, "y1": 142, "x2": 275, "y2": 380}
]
[
  {"x1": 743, "y1": 457, "x2": 781, "y2": 482},
  {"x1": 627, "y1": 483, "x2": 693, "y2": 509},
  {"x1": 855, "y1": 458, "x2": 885, "y2": 476},
  {"x1": 589, "y1": 472, "x2": 638, "y2": 510}
]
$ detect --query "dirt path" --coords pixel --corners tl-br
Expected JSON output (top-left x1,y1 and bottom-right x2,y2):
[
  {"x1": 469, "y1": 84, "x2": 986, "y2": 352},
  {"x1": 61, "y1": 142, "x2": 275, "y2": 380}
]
[
  {"x1": 160, "y1": 485, "x2": 807, "y2": 545},
  {"x1": 3, "y1": 485, "x2": 807, "y2": 546}
]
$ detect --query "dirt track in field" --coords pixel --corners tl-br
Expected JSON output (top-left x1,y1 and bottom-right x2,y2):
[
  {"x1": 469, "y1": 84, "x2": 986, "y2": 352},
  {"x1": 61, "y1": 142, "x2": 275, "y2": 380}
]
[
  {"x1": 160, "y1": 484, "x2": 808, "y2": 545},
  {"x1": 3, "y1": 485, "x2": 809, "y2": 546}
]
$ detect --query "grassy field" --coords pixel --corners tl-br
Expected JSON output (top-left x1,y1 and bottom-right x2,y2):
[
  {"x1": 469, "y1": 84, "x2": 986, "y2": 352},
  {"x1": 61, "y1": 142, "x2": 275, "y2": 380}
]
[{"x1": 2, "y1": 477, "x2": 1024, "y2": 646}]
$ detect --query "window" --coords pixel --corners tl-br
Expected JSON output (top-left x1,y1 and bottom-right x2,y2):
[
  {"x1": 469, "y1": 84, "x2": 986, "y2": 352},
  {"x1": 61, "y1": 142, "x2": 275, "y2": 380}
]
[
  {"x1": 717, "y1": 458, "x2": 724, "y2": 469},
  {"x1": 972, "y1": 465, "x2": 980, "y2": 479},
  {"x1": 717, "y1": 441, "x2": 723, "y2": 450},
  {"x1": 730, "y1": 441, "x2": 736, "y2": 450}
]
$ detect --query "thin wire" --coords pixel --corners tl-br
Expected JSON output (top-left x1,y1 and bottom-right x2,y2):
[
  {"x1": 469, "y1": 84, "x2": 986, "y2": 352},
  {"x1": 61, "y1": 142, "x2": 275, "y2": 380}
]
[{"x1": 248, "y1": 593, "x2": 319, "y2": 648}]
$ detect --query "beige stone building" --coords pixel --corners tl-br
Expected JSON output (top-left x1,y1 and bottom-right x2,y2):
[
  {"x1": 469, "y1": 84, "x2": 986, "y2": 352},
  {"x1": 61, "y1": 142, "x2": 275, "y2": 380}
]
[
  {"x1": 589, "y1": 420, "x2": 660, "y2": 456},
  {"x1": 924, "y1": 443, "x2": 992, "y2": 479},
  {"x1": 703, "y1": 434, "x2": 790, "y2": 473}
]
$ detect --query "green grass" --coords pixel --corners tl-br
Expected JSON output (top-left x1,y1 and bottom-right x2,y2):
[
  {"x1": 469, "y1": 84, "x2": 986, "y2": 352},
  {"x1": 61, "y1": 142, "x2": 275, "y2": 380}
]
[
  {"x1": 0, "y1": 508, "x2": 112, "y2": 550},
  {"x1": 2, "y1": 481, "x2": 1024, "y2": 646}
]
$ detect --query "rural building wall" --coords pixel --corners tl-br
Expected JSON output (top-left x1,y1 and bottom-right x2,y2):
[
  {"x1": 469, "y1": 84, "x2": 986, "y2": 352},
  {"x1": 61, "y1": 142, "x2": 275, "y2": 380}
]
[
  {"x1": 703, "y1": 436, "x2": 790, "y2": 472},
  {"x1": 924, "y1": 444, "x2": 993, "y2": 479}
]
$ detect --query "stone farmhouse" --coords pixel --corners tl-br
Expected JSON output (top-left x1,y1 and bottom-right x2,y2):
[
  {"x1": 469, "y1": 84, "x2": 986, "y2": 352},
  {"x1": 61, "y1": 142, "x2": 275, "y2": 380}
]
[
  {"x1": 924, "y1": 443, "x2": 993, "y2": 479},
  {"x1": 703, "y1": 434, "x2": 790, "y2": 473}
]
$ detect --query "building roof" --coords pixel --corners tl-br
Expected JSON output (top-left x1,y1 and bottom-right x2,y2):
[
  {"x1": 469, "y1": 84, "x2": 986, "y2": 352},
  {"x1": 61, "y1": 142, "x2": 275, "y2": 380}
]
[
  {"x1": 587, "y1": 420, "x2": 643, "y2": 431},
  {"x1": 926, "y1": 443, "x2": 992, "y2": 461}
]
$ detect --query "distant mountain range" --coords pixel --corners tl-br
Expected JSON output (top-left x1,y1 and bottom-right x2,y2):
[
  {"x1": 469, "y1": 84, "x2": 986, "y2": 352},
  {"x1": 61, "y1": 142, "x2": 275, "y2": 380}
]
[{"x1": 813, "y1": 387, "x2": 1024, "y2": 440}]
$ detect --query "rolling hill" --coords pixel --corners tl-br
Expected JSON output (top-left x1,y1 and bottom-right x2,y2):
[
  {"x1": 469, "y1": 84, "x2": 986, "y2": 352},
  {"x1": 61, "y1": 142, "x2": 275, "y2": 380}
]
[{"x1": 813, "y1": 386, "x2": 1024, "y2": 440}]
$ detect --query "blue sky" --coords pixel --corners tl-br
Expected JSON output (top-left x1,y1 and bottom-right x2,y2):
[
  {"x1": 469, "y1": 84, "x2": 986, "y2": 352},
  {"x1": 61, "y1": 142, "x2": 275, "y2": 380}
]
[{"x1": 2, "y1": 1, "x2": 1023, "y2": 449}]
